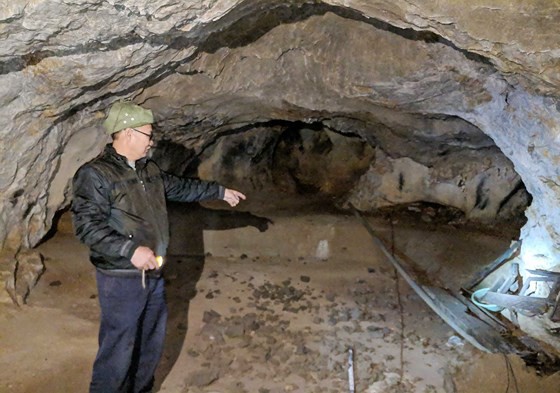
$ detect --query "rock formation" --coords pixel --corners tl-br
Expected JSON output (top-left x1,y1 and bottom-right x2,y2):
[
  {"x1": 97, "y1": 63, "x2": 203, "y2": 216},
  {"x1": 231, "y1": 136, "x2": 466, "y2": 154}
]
[{"x1": 1, "y1": 2, "x2": 559, "y2": 290}]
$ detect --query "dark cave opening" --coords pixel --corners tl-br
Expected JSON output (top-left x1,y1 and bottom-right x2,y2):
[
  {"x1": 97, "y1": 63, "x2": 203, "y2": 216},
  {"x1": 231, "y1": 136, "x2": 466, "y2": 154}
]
[{"x1": 149, "y1": 117, "x2": 530, "y2": 236}]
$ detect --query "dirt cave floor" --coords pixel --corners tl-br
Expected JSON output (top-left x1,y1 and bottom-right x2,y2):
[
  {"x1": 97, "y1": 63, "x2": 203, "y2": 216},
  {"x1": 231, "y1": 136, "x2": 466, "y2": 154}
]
[{"x1": 1, "y1": 201, "x2": 560, "y2": 393}]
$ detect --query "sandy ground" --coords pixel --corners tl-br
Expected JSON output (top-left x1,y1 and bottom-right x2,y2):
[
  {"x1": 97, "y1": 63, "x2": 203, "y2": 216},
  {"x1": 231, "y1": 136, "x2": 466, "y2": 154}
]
[{"x1": 1, "y1": 203, "x2": 559, "y2": 393}]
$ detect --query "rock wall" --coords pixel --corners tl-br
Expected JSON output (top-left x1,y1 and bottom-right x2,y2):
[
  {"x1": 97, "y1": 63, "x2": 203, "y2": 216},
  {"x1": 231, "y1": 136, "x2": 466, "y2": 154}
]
[{"x1": 0, "y1": 0, "x2": 559, "y2": 276}]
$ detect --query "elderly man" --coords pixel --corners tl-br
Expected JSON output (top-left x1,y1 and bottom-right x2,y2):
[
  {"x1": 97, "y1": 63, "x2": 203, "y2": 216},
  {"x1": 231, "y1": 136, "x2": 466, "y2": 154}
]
[{"x1": 72, "y1": 101, "x2": 245, "y2": 393}]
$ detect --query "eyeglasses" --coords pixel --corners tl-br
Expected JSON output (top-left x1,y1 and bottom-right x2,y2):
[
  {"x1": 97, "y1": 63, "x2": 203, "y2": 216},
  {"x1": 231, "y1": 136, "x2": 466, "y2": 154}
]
[{"x1": 131, "y1": 127, "x2": 154, "y2": 141}]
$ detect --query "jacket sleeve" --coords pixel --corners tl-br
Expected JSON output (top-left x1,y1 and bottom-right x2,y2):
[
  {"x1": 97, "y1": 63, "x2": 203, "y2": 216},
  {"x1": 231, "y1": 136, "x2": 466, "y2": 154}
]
[
  {"x1": 162, "y1": 171, "x2": 225, "y2": 202},
  {"x1": 71, "y1": 165, "x2": 137, "y2": 260}
]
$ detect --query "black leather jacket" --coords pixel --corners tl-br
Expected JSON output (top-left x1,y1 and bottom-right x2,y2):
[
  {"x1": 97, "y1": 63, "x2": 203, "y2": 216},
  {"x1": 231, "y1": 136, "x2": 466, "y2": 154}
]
[{"x1": 71, "y1": 144, "x2": 224, "y2": 272}]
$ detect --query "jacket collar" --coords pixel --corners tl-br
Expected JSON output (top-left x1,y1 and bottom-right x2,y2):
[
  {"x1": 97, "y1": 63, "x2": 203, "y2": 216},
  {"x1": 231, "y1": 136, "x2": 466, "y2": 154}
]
[{"x1": 104, "y1": 144, "x2": 149, "y2": 169}]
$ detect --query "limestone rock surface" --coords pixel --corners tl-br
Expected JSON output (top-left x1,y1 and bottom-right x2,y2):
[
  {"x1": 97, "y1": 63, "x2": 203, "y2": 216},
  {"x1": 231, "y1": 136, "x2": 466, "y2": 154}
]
[{"x1": 0, "y1": 0, "x2": 559, "y2": 275}]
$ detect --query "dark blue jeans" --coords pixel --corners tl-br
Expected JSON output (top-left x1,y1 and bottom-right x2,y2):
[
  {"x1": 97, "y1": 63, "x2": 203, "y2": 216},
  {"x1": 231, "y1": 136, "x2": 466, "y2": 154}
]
[{"x1": 90, "y1": 271, "x2": 167, "y2": 393}]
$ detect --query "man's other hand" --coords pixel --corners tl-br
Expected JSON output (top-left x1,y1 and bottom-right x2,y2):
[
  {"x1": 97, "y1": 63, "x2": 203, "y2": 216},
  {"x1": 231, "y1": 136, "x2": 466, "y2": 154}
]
[
  {"x1": 131, "y1": 246, "x2": 158, "y2": 270},
  {"x1": 223, "y1": 188, "x2": 246, "y2": 207}
]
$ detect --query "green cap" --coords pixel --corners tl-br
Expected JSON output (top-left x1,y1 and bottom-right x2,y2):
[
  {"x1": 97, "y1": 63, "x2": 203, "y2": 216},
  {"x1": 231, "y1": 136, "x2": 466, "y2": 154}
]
[{"x1": 103, "y1": 101, "x2": 154, "y2": 134}]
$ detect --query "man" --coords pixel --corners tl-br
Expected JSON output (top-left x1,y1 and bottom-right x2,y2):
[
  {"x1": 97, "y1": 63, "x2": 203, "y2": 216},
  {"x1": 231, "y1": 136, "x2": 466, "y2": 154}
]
[{"x1": 72, "y1": 101, "x2": 245, "y2": 393}]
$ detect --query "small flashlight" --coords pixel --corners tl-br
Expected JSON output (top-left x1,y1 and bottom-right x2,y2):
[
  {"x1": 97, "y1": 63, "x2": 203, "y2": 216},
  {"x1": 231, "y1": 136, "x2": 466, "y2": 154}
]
[{"x1": 156, "y1": 256, "x2": 164, "y2": 268}]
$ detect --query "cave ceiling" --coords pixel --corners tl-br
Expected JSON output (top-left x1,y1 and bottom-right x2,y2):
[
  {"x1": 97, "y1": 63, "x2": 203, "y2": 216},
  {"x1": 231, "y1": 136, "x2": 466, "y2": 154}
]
[{"x1": 0, "y1": 0, "x2": 559, "y2": 275}]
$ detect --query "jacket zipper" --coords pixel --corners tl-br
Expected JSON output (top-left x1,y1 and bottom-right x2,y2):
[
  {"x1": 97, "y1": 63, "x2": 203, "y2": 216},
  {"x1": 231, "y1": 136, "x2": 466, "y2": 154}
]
[{"x1": 133, "y1": 166, "x2": 164, "y2": 256}]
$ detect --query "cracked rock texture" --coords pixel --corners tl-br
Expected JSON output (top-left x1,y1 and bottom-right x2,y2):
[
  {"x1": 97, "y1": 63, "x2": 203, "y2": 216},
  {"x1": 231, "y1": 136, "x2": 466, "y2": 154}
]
[{"x1": 0, "y1": 0, "x2": 559, "y2": 278}]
